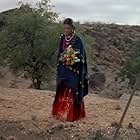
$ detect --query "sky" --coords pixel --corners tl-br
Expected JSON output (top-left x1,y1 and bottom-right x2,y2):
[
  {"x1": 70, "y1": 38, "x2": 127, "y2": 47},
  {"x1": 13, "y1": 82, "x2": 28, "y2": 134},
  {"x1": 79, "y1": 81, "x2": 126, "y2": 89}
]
[{"x1": 0, "y1": 0, "x2": 140, "y2": 25}]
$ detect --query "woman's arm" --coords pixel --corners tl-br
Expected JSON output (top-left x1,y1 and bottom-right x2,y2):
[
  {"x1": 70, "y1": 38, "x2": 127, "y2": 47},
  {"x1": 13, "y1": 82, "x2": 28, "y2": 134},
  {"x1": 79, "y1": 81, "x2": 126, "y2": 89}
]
[{"x1": 76, "y1": 37, "x2": 88, "y2": 104}]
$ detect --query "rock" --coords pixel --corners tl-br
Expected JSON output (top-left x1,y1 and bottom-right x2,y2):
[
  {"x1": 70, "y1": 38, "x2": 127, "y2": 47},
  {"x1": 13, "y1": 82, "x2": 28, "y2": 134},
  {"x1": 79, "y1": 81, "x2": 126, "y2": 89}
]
[
  {"x1": 128, "y1": 123, "x2": 134, "y2": 129},
  {"x1": 111, "y1": 121, "x2": 119, "y2": 128},
  {"x1": 9, "y1": 82, "x2": 18, "y2": 89},
  {"x1": 31, "y1": 115, "x2": 37, "y2": 121},
  {"x1": 114, "y1": 104, "x2": 121, "y2": 110},
  {"x1": 0, "y1": 136, "x2": 6, "y2": 140},
  {"x1": 6, "y1": 136, "x2": 17, "y2": 140},
  {"x1": 89, "y1": 72, "x2": 106, "y2": 91},
  {"x1": 94, "y1": 129, "x2": 103, "y2": 140}
]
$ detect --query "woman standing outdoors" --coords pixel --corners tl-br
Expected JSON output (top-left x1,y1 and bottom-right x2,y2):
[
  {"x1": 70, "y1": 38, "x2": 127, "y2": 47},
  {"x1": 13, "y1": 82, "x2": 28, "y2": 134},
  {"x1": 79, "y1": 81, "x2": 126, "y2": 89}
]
[{"x1": 52, "y1": 18, "x2": 88, "y2": 122}]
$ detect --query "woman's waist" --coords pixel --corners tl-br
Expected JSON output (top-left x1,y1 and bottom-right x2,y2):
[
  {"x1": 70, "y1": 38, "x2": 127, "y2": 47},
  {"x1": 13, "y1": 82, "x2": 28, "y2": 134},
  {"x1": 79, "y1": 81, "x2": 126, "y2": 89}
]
[{"x1": 58, "y1": 62, "x2": 80, "y2": 75}]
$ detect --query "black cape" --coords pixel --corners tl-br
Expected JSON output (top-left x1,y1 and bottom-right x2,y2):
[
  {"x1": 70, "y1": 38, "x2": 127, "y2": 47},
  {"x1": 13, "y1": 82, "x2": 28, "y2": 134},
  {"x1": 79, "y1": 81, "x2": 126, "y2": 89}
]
[{"x1": 56, "y1": 34, "x2": 88, "y2": 104}]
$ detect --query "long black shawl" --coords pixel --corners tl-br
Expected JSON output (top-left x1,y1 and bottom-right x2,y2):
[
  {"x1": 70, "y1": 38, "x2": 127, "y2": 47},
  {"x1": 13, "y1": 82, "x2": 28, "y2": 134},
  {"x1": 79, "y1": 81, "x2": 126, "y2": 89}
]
[{"x1": 56, "y1": 34, "x2": 88, "y2": 104}]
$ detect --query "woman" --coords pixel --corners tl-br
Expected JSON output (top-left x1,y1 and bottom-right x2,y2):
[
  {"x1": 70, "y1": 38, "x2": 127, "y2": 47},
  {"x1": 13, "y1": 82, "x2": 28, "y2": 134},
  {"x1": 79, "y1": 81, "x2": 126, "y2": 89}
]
[{"x1": 52, "y1": 18, "x2": 88, "y2": 122}]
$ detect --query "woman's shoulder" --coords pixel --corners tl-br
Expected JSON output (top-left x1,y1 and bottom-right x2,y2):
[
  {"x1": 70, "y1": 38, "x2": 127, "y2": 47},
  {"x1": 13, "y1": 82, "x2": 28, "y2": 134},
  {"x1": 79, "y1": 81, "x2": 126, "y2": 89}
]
[
  {"x1": 75, "y1": 34, "x2": 82, "y2": 41},
  {"x1": 59, "y1": 33, "x2": 65, "y2": 39},
  {"x1": 75, "y1": 35, "x2": 83, "y2": 46}
]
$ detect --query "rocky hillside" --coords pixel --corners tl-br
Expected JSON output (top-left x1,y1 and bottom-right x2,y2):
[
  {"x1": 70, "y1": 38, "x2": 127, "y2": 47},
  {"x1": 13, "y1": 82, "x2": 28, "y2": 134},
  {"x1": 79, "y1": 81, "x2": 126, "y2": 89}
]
[
  {"x1": 83, "y1": 23, "x2": 140, "y2": 96},
  {"x1": 84, "y1": 23, "x2": 140, "y2": 69},
  {"x1": 0, "y1": 22, "x2": 140, "y2": 140},
  {"x1": 0, "y1": 23, "x2": 140, "y2": 97}
]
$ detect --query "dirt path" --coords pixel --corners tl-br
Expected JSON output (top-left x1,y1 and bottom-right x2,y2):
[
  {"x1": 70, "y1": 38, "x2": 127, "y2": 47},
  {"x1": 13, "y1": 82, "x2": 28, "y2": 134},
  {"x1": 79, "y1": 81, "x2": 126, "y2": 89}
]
[{"x1": 0, "y1": 87, "x2": 140, "y2": 140}]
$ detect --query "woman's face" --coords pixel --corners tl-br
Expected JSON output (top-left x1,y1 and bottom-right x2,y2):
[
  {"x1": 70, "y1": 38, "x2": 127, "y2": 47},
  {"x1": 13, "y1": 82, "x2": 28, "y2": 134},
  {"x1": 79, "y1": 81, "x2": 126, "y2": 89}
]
[{"x1": 63, "y1": 24, "x2": 73, "y2": 36}]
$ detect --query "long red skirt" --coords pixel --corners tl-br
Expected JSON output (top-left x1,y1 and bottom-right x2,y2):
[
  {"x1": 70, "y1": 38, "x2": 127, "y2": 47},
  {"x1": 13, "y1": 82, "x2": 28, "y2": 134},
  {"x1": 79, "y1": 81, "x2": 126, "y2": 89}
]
[{"x1": 52, "y1": 83, "x2": 85, "y2": 122}]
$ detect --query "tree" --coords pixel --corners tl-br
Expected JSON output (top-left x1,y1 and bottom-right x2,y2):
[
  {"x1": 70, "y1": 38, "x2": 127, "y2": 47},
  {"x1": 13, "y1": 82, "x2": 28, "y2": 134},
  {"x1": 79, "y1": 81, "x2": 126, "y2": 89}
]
[
  {"x1": 74, "y1": 22, "x2": 95, "y2": 68},
  {"x1": 119, "y1": 41, "x2": 140, "y2": 86},
  {"x1": 0, "y1": 0, "x2": 60, "y2": 89},
  {"x1": 0, "y1": 0, "x2": 94, "y2": 89}
]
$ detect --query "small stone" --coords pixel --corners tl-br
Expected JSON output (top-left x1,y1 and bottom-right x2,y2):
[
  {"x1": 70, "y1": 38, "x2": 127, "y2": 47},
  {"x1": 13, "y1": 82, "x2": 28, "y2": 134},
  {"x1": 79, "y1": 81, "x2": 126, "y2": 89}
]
[
  {"x1": 31, "y1": 115, "x2": 37, "y2": 121},
  {"x1": 111, "y1": 121, "x2": 119, "y2": 127},
  {"x1": 128, "y1": 123, "x2": 134, "y2": 129},
  {"x1": 0, "y1": 136, "x2": 6, "y2": 140},
  {"x1": 6, "y1": 136, "x2": 17, "y2": 140},
  {"x1": 114, "y1": 104, "x2": 121, "y2": 110}
]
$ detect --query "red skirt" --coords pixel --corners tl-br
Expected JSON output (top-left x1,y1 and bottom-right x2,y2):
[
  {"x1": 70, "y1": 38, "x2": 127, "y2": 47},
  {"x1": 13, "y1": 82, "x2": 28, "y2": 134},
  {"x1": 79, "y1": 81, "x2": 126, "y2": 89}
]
[{"x1": 52, "y1": 83, "x2": 85, "y2": 122}]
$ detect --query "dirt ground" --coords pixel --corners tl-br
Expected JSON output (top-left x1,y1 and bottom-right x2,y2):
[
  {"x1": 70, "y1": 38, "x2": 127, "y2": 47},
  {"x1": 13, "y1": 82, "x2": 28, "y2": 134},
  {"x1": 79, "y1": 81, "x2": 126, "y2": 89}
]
[{"x1": 0, "y1": 87, "x2": 140, "y2": 140}]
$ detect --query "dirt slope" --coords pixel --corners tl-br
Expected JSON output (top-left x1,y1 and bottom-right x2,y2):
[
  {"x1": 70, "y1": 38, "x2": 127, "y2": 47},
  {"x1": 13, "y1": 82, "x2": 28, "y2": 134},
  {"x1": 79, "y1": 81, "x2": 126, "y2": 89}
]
[{"x1": 0, "y1": 87, "x2": 140, "y2": 140}]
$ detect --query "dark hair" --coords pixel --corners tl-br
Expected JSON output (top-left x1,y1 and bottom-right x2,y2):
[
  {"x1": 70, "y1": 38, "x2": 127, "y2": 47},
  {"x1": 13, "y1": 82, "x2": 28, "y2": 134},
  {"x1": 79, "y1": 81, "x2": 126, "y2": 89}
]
[{"x1": 63, "y1": 18, "x2": 75, "y2": 29}]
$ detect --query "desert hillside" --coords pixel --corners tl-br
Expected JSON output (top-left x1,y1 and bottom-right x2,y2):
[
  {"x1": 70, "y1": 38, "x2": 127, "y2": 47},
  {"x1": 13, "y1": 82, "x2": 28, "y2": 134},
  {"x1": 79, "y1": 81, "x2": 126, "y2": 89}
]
[
  {"x1": 0, "y1": 87, "x2": 140, "y2": 140},
  {"x1": 0, "y1": 7, "x2": 140, "y2": 140},
  {"x1": 1, "y1": 23, "x2": 140, "y2": 97},
  {"x1": 83, "y1": 23, "x2": 140, "y2": 97}
]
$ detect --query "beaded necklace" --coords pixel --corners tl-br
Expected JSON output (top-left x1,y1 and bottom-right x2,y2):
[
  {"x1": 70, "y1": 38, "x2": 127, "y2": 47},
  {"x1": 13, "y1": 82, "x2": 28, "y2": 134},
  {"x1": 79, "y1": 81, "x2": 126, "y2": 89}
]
[{"x1": 65, "y1": 33, "x2": 75, "y2": 45}]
